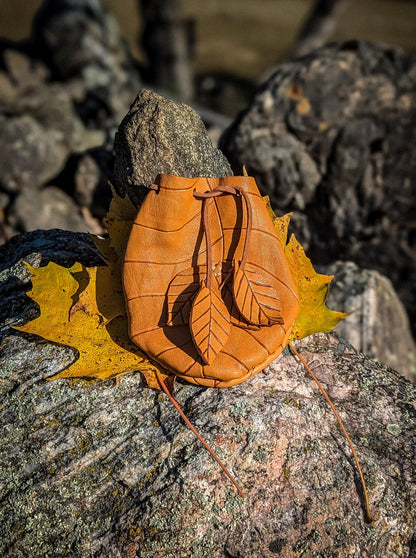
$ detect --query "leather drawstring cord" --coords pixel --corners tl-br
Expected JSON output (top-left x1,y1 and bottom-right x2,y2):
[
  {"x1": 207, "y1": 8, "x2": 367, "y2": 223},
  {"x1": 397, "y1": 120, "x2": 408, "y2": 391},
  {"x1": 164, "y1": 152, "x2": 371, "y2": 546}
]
[{"x1": 193, "y1": 185, "x2": 253, "y2": 289}]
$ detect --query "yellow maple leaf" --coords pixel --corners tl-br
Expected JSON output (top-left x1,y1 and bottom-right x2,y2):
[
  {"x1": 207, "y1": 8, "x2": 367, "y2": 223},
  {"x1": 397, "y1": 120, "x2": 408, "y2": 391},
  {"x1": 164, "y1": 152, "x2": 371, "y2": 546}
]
[
  {"x1": 271, "y1": 212, "x2": 347, "y2": 340},
  {"x1": 16, "y1": 262, "x2": 161, "y2": 386},
  {"x1": 96, "y1": 184, "x2": 138, "y2": 260},
  {"x1": 16, "y1": 188, "x2": 174, "y2": 390}
]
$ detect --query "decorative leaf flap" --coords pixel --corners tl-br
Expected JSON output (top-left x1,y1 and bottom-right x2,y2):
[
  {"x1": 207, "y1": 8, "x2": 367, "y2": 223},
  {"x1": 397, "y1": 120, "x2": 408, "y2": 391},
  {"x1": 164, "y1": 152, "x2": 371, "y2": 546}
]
[
  {"x1": 220, "y1": 269, "x2": 260, "y2": 331},
  {"x1": 168, "y1": 264, "x2": 261, "y2": 331},
  {"x1": 190, "y1": 281, "x2": 231, "y2": 365},
  {"x1": 232, "y1": 261, "x2": 283, "y2": 326},
  {"x1": 167, "y1": 266, "x2": 207, "y2": 326}
]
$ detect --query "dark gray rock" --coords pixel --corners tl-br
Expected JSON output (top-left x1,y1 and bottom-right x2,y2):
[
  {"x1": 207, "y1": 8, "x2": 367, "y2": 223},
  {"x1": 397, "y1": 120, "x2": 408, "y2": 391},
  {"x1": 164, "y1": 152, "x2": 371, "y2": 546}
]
[
  {"x1": 324, "y1": 261, "x2": 416, "y2": 380},
  {"x1": 5, "y1": 84, "x2": 98, "y2": 155},
  {"x1": 74, "y1": 151, "x2": 113, "y2": 219},
  {"x1": 0, "y1": 83, "x2": 103, "y2": 195},
  {"x1": 0, "y1": 69, "x2": 16, "y2": 103},
  {"x1": 0, "y1": 50, "x2": 107, "y2": 237},
  {"x1": 10, "y1": 186, "x2": 90, "y2": 234},
  {"x1": 31, "y1": 0, "x2": 141, "y2": 128},
  {"x1": 0, "y1": 0, "x2": 142, "y2": 240},
  {"x1": 0, "y1": 230, "x2": 103, "y2": 340},
  {"x1": 0, "y1": 229, "x2": 103, "y2": 272},
  {"x1": 32, "y1": 0, "x2": 135, "y2": 81},
  {"x1": 114, "y1": 89, "x2": 233, "y2": 205},
  {"x1": 1, "y1": 47, "x2": 49, "y2": 94},
  {"x1": 0, "y1": 114, "x2": 71, "y2": 194},
  {"x1": 220, "y1": 41, "x2": 416, "y2": 337}
]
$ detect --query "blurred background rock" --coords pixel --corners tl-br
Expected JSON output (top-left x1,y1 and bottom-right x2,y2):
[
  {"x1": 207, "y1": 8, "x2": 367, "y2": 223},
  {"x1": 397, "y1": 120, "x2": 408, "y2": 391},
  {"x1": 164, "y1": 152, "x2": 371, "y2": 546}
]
[
  {"x1": 1, "y1": 0, "x2": 415, "y2": 114},
  {"x1": 0, "y1": 0, "x2": 415, "y2": 377}
]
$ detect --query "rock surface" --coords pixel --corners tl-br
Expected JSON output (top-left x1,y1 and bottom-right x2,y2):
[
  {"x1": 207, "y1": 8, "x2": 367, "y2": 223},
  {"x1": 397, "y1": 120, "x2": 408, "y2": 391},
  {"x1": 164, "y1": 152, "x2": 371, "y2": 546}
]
[
  {"x1": 0, "y1": 113, "x2": 64, "y2": 194},
  {"x1": 220, "y1": 41, "x2": 416, "y2": 338},
  {"x1": 1, "y1": 90, "x2": 415, "y2": 557},
  {"x1": 324, "y1": 261, "x2": 416, "y2": 381},
  {"x1": 0, "y1": 46, "x2": 49, "y2": 102},
  {"x1": 1, "y1": 275, "x2": 415, "y2": 557},
  {"x1": 73, "y1": 151, "x2": 113, "y2": 219}
]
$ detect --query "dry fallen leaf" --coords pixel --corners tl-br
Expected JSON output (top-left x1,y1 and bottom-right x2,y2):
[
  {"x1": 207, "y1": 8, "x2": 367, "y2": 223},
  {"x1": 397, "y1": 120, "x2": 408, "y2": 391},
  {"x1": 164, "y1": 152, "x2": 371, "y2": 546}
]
[
  {"x1": 15, "y1": 261, "x2": 171, "y2": 390},
  {"x1": 286, "y1": 233, "x2": 347, "y2": 340},
  {"x1": 270, "y1": 209, "x2": 347, "y2": 340}
]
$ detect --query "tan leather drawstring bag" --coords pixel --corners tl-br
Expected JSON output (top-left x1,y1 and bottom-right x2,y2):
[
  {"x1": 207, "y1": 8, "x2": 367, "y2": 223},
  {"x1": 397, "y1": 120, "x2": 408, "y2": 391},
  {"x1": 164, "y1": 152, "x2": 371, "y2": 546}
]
[{"x1": 123, "y1": 174, "x2": 300, "y2": 387}]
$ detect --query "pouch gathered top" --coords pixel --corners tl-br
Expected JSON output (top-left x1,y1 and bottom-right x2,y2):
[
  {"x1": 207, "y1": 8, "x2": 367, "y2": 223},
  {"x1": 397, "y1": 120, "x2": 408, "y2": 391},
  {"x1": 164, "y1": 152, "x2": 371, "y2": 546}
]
[{"x1": 123, "y1": 174, "x2": 300, "y2": 387}]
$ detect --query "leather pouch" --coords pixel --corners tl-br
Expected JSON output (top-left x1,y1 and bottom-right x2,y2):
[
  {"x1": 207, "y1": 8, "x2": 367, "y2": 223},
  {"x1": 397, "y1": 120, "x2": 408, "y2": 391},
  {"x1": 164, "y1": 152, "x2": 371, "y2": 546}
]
[{"x1": 123, "y1": 174, "x2": 300, "y2": 387}]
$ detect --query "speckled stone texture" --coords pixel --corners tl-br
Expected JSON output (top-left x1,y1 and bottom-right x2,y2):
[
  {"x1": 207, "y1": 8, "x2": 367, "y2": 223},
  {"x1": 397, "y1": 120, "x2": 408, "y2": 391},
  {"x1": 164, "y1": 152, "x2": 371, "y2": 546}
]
[
  {"x1": 1, "y1": 90, "x2": 415, "y2": 557},
  {"x1": 220, "y1": 41, "x2": 416, "y2": 340},
  {"x1": 113, "y1": 89, "x2": 232, "y2": 205},
  {"x1": 1, "y1": 311, "x2": 415, "y2": 556}
]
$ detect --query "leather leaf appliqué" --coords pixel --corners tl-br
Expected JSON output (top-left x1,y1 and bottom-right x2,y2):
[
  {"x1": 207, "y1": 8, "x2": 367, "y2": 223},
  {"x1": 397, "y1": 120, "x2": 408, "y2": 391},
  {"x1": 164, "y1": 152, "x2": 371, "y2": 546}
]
[
  {"x1": 232, "y1": 262, "x2": 283, "y2": 326},
  {"x1": 167, "y1": 267, "x2": 205, "y2": 326},
  {"x1": 190, "y1": 281, "x2": 231, "y2": 365},
  {"x1": 221, "y1": 271, "x2": 260, "y2": 331}
]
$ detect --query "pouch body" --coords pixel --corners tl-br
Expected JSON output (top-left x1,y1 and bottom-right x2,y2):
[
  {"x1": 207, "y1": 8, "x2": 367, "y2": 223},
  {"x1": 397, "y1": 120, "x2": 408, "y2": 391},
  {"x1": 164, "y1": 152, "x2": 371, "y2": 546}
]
[{"x1": 123, "y1": 174, "x2": 299, "y2": 387}]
